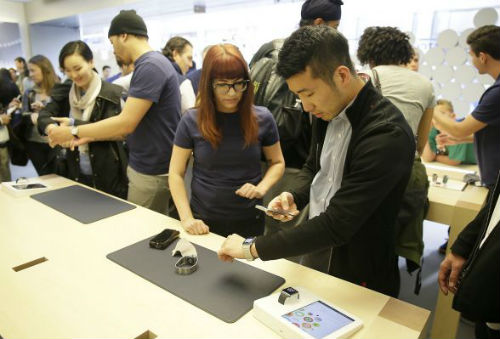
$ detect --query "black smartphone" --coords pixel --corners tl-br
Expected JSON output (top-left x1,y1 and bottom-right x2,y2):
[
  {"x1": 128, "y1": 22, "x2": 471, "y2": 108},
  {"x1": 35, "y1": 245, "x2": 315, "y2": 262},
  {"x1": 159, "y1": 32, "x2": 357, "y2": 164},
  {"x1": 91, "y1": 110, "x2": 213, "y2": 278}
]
[{"x1": 149, "y1": 229, "x2": 180, "y2": 250}]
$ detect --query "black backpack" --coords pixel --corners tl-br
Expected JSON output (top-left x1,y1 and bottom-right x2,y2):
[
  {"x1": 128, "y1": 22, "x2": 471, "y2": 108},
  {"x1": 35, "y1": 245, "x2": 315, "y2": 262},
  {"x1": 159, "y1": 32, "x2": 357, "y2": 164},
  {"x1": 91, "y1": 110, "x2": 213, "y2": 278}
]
[{"x1": 250, "y1": 39, "x2": 311, "y2": 168}]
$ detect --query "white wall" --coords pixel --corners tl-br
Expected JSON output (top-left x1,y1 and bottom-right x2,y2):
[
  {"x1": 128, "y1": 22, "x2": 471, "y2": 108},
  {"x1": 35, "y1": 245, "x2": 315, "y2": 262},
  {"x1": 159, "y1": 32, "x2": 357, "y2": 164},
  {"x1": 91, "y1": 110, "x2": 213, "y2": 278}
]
[
  {"x1": 0, "y1": 0, "x2": 25, "y2": 23},
  {"x1": 0, "y1": 22, "x2": 23, "y2": 69},
  {"x1": 30, "y1": 24, "x2": 80, "y2": 76}
]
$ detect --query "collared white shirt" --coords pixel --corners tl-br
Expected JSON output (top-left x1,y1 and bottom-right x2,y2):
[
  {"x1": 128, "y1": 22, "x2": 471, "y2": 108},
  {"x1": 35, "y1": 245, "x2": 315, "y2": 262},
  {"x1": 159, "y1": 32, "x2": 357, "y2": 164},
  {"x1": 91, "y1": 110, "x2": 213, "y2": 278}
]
[{"x1": 309, "y1": 103, "x2": 353, "y2": 219}]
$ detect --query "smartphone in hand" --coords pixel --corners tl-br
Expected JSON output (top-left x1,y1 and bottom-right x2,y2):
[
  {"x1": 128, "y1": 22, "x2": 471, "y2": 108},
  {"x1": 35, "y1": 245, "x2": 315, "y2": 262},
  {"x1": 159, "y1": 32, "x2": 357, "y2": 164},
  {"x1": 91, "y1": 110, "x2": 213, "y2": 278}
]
[{"x1": 255, "y1": 204, "x2": 295, "y2": 217}]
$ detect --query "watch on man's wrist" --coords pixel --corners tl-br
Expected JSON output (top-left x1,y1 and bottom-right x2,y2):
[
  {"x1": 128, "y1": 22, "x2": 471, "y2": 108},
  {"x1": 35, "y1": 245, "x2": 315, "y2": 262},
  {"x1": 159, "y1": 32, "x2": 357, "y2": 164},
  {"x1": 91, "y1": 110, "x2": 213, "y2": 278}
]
[
  {"x1": 71, "y1": 126, "x2": 79, "y2": 138},
  {"x1": 278, "y1": 287, "x2": 300, "y2": 305},
  {"x1": 242, "y1": 237, "x2": 256, "y2": 261}
]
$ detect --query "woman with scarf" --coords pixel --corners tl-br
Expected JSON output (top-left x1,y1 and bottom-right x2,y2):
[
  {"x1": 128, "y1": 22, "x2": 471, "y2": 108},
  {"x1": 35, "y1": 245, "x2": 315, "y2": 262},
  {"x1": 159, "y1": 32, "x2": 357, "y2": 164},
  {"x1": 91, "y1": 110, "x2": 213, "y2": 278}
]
[{"x1": 38, "y1": 40, "x2": 128, "y2": 198}]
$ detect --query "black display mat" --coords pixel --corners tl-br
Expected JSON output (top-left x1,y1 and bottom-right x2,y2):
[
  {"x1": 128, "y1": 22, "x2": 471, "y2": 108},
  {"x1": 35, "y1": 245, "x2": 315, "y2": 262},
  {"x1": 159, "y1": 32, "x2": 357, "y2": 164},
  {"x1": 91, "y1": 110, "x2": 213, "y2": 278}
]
[
  {"x1": 107, "y1": 237, "x2": 285, "y2": 323},
  {"x1": 31, "y1": 185, "x2": 136, "y2": 224}
]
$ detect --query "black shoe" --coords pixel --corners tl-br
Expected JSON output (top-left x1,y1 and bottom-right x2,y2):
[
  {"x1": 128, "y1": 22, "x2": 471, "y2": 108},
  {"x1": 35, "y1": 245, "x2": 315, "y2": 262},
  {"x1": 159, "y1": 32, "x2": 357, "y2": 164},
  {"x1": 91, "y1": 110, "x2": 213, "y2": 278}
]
[{"x1": 439, "y1": 240, "x2": 448, "y2": 254}]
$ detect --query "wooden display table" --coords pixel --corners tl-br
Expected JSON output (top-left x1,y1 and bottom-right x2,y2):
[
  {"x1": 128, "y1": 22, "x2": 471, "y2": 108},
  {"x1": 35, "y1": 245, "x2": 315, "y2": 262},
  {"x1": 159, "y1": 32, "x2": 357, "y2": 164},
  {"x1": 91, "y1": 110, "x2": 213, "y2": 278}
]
[{"x1": 0, "y1": 175, "x2": 430, "y2": 338}]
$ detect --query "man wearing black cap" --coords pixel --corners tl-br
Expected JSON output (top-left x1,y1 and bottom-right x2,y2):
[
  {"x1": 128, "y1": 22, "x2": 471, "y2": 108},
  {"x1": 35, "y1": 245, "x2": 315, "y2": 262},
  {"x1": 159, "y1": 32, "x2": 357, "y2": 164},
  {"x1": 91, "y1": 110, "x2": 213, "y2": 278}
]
[{"x1": 48, "y1": 10, "x2": 181, "y2": 215}]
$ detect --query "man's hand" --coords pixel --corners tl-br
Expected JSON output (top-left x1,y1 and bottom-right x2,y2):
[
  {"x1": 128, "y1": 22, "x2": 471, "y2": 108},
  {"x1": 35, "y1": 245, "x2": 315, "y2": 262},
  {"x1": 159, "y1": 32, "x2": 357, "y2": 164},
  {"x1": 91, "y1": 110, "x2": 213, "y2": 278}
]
[
  {"x1": 48, "y1": 125, "x2": 73, "y2": 147},
  {"x1": 218, "y1": 234, "x2": 246, "y2": 262},
  {"x1": 181, "y1": 218, "x2": 210, "y2": 235},
  {"x1": 436, "y1": 133, "x2": 462, "y2": 147},
  {"x1": 438, "y1": 252, "x2": 467, "y2": 295},
  {"x1": 0, "y1": 114, "x2": 11, "y2": 125},
  {"x1": 235, "y1": 183, "x2": 266, "y2": 199},
  {"x1": 267, "y1": 192, "x2": 299, "y2": 222},
  {"x1": 52, "y1": 117, "x2": 72, "y2": 126}
]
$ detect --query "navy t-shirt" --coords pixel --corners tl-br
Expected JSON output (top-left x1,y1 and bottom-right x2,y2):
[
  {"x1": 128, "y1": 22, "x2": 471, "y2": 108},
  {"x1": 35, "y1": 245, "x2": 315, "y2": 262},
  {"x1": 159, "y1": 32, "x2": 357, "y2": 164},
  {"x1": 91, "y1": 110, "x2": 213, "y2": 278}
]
[
  {"x1": 127, "y1": 51, "x2": 181, "y2": 175},
  {"x1": 471, "y1": 75, "x2": 500, "y2": 187},
  {"x1": 174, "y1": 106, "x2": 279, "y2": 220}
]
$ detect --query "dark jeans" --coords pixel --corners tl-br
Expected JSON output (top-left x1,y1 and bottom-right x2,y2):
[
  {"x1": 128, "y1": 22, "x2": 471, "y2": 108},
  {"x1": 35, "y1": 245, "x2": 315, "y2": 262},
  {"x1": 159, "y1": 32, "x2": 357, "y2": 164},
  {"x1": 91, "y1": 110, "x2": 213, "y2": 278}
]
[
  {"x1": 476, "y1": 322, "x2": 500, "y2": 339},
  {"x1": 25, "y1": 141, "x2": 54, "y2": 175},
  {"x1": 200, "y1": 213, "x2": 265, "y2": 238}
]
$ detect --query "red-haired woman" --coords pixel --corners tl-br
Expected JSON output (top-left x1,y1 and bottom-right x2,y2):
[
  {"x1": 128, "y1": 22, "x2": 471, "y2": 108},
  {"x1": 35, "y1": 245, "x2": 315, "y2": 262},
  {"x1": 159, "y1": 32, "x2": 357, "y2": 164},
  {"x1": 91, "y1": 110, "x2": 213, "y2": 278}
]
[{"x1": 169, "y1": 44, "x2": 284, "y2": 237}]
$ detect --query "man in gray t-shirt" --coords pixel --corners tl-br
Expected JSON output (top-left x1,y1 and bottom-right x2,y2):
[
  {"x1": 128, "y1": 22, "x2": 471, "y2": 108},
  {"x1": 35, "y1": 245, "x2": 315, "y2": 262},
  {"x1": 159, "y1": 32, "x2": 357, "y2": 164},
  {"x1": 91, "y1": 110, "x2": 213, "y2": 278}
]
[{"x1": 48, "y1": 10, "x2": 181, "y2": 214}]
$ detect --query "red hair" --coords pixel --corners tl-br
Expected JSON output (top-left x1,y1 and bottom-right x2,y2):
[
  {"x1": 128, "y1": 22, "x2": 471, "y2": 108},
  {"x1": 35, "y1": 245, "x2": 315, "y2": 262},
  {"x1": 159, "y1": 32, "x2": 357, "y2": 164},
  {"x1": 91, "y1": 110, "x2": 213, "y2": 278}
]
[{"x1": 196, "y1": 44, "x2": 258, "y2": 148}]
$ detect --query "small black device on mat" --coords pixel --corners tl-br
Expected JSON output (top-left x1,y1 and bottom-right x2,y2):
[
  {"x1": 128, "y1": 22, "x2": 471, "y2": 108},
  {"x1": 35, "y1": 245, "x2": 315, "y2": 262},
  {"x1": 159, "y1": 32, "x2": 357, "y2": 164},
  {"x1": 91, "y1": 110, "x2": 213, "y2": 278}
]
[{"x1": 149, "y1": 229, "x2": 180, "y2": 250}]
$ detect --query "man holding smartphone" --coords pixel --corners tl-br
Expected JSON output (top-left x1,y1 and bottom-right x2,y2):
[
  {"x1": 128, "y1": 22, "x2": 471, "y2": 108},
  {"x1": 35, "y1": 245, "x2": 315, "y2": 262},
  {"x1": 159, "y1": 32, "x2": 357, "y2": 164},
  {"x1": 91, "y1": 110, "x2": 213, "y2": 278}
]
[{"x1": 218, "y1": 26, "x2": 415, "y2": 297}]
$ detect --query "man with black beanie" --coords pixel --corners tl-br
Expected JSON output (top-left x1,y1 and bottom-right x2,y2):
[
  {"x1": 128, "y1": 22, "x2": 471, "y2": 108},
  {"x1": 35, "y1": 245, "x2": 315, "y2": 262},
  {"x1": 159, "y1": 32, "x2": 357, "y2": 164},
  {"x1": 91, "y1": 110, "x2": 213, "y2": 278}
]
[{"x1": 48, "y1": 10, "x2": 181, "y2": 215}]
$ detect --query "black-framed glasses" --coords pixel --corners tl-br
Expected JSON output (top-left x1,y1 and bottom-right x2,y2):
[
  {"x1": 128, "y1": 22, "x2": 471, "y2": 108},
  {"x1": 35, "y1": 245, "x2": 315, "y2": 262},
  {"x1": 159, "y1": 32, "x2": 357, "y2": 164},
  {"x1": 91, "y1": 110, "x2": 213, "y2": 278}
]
[{"x1": 213, "y1": 80, "x2": 249, "y2": 95}]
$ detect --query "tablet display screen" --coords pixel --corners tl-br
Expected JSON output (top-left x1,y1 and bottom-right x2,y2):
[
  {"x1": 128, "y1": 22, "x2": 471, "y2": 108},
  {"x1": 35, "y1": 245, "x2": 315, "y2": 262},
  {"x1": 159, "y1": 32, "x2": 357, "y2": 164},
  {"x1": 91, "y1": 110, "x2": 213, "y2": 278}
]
[{"x1": 282, "y1": 300, "x2": 354, "y2": 339}]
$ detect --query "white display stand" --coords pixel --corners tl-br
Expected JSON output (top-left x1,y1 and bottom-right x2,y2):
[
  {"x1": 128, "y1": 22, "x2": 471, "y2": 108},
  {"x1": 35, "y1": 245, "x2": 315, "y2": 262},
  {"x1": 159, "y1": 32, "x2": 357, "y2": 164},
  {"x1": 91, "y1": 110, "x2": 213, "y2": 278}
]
[{"x1": 253, "y1": 287, "x2": 363, "y2": 339}]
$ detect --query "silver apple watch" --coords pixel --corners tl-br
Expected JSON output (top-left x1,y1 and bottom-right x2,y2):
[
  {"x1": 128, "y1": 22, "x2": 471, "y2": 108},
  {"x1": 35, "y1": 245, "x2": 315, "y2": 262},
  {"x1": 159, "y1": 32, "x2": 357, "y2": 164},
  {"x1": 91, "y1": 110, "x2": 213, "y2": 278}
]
[
  {"x1": 278, "y1": 287, "x2": 300, "y2": 305},
  {"x1": 242, "y1": 237, "x2": 256, "y2": 261},
  {"x1": 174, "y1": 255, "x2": 198, "y2": 275},
  {"x1": 71, "y1": 126, "x2": 79, "y2": 138}
]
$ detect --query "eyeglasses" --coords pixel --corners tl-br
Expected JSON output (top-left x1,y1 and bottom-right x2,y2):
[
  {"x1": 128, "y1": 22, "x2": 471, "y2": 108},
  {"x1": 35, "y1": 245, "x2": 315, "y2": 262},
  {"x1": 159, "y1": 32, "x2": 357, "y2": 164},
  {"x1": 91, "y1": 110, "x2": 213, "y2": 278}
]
[{"x1": 213, "y1": 80, "x2": 249, "y2": 95}]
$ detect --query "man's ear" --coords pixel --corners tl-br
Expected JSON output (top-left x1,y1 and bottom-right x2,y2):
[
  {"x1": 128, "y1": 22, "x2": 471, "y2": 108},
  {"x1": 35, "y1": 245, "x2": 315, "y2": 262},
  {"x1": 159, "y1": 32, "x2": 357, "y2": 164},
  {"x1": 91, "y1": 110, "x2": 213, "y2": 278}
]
[
  {"x1": 479, "y1": 52, "x2": 488, "y2": 64},
  {"x1": 313, "y1": 18, "x2": 325, "y2": 26},
  {"x1": 335, "y1": 65, "x2": 351, "y2": 86}
]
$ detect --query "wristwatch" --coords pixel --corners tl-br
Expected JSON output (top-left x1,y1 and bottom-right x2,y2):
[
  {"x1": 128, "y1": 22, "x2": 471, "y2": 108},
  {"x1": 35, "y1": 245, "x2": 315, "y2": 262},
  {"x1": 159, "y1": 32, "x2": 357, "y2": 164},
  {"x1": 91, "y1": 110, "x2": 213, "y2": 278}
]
[
  {"x1": 70, "y1": 126, "x2": 79, "y2": 138},
  {"x1": 278, "y1": 287, "x2": 300, "y2": 305},
  {"x1": 175, "y1": 256, "x2": 198, "y2": 275},
  {"x1": 242, "y1": 237, "x2": 256, "y2": 261}
]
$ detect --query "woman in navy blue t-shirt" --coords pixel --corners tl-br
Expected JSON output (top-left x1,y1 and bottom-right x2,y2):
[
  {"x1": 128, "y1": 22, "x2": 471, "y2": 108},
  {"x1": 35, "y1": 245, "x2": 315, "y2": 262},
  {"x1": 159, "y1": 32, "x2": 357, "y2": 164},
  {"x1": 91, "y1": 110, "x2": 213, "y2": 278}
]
[{"x1": 169, "y1": 44, "x2": 285, "y2": 237}]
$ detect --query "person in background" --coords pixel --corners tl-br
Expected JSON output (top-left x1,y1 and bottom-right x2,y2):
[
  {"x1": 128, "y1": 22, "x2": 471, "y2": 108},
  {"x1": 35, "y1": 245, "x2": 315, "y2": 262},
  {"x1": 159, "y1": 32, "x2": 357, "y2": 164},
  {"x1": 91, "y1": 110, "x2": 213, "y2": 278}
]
[
  {"x1": 218, "y1": 26, "x2": 415, "y2": 298},
  {"x1": 187, "y1": 45, "x2": 213, "y2": 96},
  {"x1": 438, "y1": 170, "x2": 500, "y2": 339},
  {"x1": 169, "y1": 44, "x2": 284, "y2": 238},
  {"x1": 433, "y1": 25, "x2": 500, "y2": 189},
  {"x1": 102, "y1": 65, "x2": 111, "y2": 80},
  {"x1": 422, "y1": 99, "x2": 477, "y2": 166},
  {"x1": 407, "y1": 48, "x2": 420, "y2": 72},
  {"x1": 9, "y1": 68, "x2": 18, "y2": 83},
  {"x1": 38, "y1": 41, "x2": 128, "y2": 198},
  {"x1": 111, "y1": 59, "x2": 135, "y2": 94},
  {"x1": 162, "y1": 36, "x2": 196, "y2": 113},
  {"x1": 0, "y1": 68, "x2": 20, "y2": 182},
  {"x1": 21, "y1": 55, "x2": 60, "y2": 175},
  {"x1": 47, "y1": 10, "x2": 181, "y2": 214},
  {"x1": 357, "y1": 26, "x2": 435, "y2": 275},
  {"x1": 14, "y1": 57, "x2": 33, "y2": 94}
]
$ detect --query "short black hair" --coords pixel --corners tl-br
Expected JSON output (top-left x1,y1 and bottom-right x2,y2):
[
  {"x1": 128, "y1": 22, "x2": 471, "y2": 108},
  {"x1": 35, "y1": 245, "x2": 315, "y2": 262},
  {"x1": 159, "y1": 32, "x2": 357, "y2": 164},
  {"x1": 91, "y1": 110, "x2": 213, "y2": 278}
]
[
  {"x1": 59, "y1": 40, "x2": 93, "y2": 69},
  {"x1": 102, "y1": 65, "x2": 111, "y2": 71},
  {"x1": 277, "y1": 25, "x2": 355, "y2": 86},
  {"x1": 467, "y1": 25, "x2": 500, "y2": 60},
  {"x1": 357, "y1": 26, "x2": 413, "y2": 67}
]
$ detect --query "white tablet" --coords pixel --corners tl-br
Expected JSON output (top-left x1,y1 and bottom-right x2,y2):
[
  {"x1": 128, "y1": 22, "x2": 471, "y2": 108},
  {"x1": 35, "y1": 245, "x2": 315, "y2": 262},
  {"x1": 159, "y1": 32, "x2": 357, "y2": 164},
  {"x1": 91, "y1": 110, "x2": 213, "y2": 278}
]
[{"x1": 254, "y1": 287, "x2": 363, "y2": 339}]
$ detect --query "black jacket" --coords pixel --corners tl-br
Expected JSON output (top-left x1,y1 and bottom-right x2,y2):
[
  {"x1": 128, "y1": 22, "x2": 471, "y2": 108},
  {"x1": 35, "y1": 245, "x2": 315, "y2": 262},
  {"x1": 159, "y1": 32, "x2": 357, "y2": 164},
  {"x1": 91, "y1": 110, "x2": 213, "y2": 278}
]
[
  {"x1": 38, "y1": 79, "x2": 128, "y2": 199},
  {"x1": 452, "y1": 172, "x2": 500, "y2": 322},
  {"x1": 256, "y1": 82, "x2": 415, "y2": 297}
]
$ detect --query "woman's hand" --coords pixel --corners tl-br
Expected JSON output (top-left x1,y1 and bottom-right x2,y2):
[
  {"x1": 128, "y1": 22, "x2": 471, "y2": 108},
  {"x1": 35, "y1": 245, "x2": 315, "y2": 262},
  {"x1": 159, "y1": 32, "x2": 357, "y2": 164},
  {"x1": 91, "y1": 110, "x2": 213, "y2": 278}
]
[
  {"x1": 181, "y1": 218, "x2": 210, "y2": 235},
  {"x1": 30, "y1": 113, "x2": 39, "y2": 125},
  {"x1": 30, "y1": 101, "x2": 45, "y2": 112},
  {"x1": 235, "y1": 183, "x2": 266, "y2": 199}
]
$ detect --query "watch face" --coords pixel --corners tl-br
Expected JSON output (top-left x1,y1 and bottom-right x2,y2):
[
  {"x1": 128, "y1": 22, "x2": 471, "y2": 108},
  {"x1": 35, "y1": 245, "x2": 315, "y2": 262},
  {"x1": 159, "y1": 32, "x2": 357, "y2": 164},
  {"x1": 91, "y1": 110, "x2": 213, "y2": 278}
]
[
  {"x1": 243, "y1": 237, "x2": 255, "y2": 245},
  {"x1": 284, "y1": 287, "x2": 298, "y2": 295}
]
